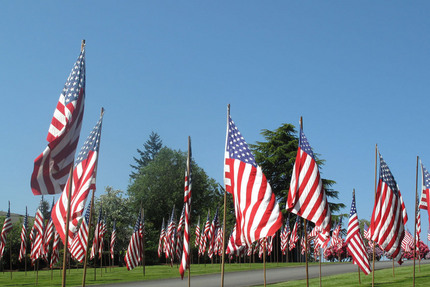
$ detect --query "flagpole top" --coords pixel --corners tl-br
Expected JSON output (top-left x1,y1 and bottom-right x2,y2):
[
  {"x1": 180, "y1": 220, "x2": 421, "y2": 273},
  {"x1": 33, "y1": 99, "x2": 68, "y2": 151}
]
[
  {"x1": 299, "y1": 116, "x2": 303, "y2": 130},
  {"x1": 81, "y1": 40, "x2": 86, "y2": 51}
]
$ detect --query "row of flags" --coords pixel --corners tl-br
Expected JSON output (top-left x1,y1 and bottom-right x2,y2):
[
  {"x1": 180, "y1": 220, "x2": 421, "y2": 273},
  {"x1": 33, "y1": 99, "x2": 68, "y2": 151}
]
[{"x1": 19, "y1": 41, "x2": 430, "y2": 285}]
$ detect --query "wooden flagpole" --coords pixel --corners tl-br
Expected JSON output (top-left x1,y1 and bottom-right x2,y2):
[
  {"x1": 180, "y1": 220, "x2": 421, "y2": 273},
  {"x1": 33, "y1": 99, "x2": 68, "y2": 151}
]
[
  {"x1": 9, "y1": 228, "x2": 12, "y2": 279},
  {"x1": 220, "y1": 105, "x2": 230, "y2": 287},
  {"x1": 413, "y1": 155, "x2": 418, "y2": 286},
  {"x1": 61, "y1": 165, "x2": 74, "y2": 287},
  {"x1": 372, "y1": 144, "x2": 377, "y2": 287},
  {"x1": 187, "y1": 136, "x2": 192, "y2": 287},
  {"x1": 82, "y1": 190, "x2": 95, "y2": 287},
  {"x1": 299, "y1": 117, "x2": 309, "y2": 287},
  {"x1": 220, "y1": 183, "x2": 227, "y2": 287},
  {"x1": 319, "y1": 247, "x2": 322, "y2": 287},
  {"x1": 353, "y1": 189, "x2": 362, "y2": 284},
  {"x1": 358, "y1": 266, "x2": 361, "y2": 284},
  {"x1": 61, "y1": 39, "x2": 85, "y2": 287},
  {"x1": 263, "y1": 238, "x2": 267, "y2": 287}
]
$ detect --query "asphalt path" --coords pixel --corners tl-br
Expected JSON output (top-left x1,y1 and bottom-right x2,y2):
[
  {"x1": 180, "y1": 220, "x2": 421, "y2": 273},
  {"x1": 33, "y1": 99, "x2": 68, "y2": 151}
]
[{"x1": 94, "y1": 260, "x2": 428, "y2": 287}]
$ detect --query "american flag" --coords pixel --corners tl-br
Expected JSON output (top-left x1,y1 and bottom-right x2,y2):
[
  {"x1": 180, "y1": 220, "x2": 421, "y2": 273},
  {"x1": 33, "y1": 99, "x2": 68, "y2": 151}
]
[
  {"x1": 214, "y1": 227, "x2": 224, "y2": 256},
  {"x1": 52, "y1": 112, "x2": 104, "y2": 245},
  {"x1": 110, "y1": 220, "x2": 116, "y2": 260},
  {"x1": 224, "y1": 113, "x2": 283, "y2": 247},
  {"x1": 267, "y1": 235, "x2": 273, "y2": 256},
  {"x1": 287, "y1": 128, "x2": 331, "y2": 234},
  {"x1": 331, "y1": 219, "x2": 342, "y2": 249},
  {"x1": 157, "y1": 218, "x2": 165, "y2": 258},
  {"x1": 401, "y1": 229, "x2": 414, "y2": 252},
  {"x1": 90, "y1": 208, "x2": 103, "y2": 260},
  {"x1": 419, "y1": 162, "x2": 430, "y2": 225},
  {"x1": 207, "y1": 208, "x2": 219, "y2": 259},
  {"x1": 370, "y1": 153, "x2": 407, "y2": 261},
  {"x1": 165, "y1": 206, "x2": 176, "y2": 260},
  {"x1": 31, "y1": 47, "x2": 86, "y2": 195},
  {"x1": 346, "y1": 192, "x2": 371, "y2": 275},
  {"x1": 50, "y1": 229, "x2": 60, "y2": 268},
  {"x1": 289, "y1": 217, "x2": 299, "y2": 251},
  {"x1": 416, "y1": 210, "x2": 421, "y2": 243},
  {"x1": 199, "y1": 210, "x2": 211, "y2": 256},
  {"x1": 124, "y1": 211, "x2": 141, "y2": 271},
  {"x1": 98, "y1": 217, "x2": 107, "y2": 259},
  {"x1": 280, "y1": 224, "x2": 290, "y2": 255},
  {"x1": 29, "y1": 223, "x2": 36, "y2": 265},
  {"x1": 42, "y1": 200, "x2": 55, "y2": 260},
  {"x1": 30, "y1": 208, "x2": 45, "y2": 261},
  {"x1": 226, "y1": 224, "x2": 241, "y2": 255},
  {"x1": 428, "y1": 230, "x2": 430, "y2": 242},
  {"x1": 194, "y1": 216, "x2": 200, "y2": 248},
  {"x1": 19, "y1": 207, "x2": 28, "y2": 262},
  {"x1": 180, "y1": 139, "x2": 192, "y2": 279},
  {"x1": 69, "y1": 203, "x2": 91, "y2": 262},
  {"x1": 0, "y1": 202, "x2": 12, "y2": 260}
]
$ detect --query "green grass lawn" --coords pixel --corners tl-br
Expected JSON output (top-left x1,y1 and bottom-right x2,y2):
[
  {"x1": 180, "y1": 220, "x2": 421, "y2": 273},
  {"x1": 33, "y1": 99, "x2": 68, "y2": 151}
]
[
  {"x1": 0, "y1": 261, "x2": 428, "y2": 286},
  {"x1": 261, "y1": 263, "x2": 430, "y2": 287},
  {"x1": 0, "y1": 262, "x2": 303, "y2": 286}
]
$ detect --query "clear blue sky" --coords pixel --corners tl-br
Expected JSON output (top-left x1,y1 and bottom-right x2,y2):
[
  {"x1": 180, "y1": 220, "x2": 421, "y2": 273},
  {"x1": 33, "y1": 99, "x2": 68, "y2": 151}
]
[{"x1": 1, "y1": 1, "x2": 429, "y2": 239}]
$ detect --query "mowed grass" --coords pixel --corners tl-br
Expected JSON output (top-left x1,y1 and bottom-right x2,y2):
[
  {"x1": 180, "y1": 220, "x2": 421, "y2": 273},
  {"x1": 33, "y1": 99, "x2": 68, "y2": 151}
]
[
  {"x1": 1, "y1": 262, "x2": 428, "y2": 286},
  {"x1": 0, "y1": 262, "x2": 304, "y2": 286},
  {"x1": 261, "y1": 262, "x2": 430, "y2": 287}
]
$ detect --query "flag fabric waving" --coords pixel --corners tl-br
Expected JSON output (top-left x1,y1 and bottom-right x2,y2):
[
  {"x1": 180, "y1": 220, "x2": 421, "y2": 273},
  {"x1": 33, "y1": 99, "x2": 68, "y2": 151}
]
[
  {"x1": 0, "y1": 202, "x2": 12, "y2": 260},
  {"x1": 52, "y1": 112, "x2": 104, "y2": 245},
  {"x1": 50, "y1": 229, "x2": 60, "y2": 268},
  {"x1": 199, "y1": 210, "x2": 210, "y2": 257},
  {"x1": 401, "y1": 229, "x2": 413, "y2": 252},
  {"x1": 286, "y1": 127, "x2": 331, "y2": 234},
  {"x1": 289, "y1": 217, "x2": 299, "y2": 251},
  {"x1": 346, "y1": 192, "x2": 371, "y2": 275},
  {"x1": 180, "y1": 139, "x2": 192, "y2": 279},
  {"x1": 157, "y1": 218, "x2": 165, "y2": 258},
  {"x1": 370, "y1": 152, "x2": 407, "y2": 261},
  {"x1": 110, "y1": 220, "x2": 117, "y2": 260},
  {"x1": 30, "y1": 208, "x2": 45, "y2": 261},
  {"x1": 419, "y1": 162, "x2": 430, "y2": 226},
  {"x1": 69, "y1": 203, "x2": 91, "y2": 262},
  {"x1": 194, "y1": 216, "x2": 200, "y2": 248},
  {"x1": 165, "y1": 206, "x2": 176, "y2": 260},
  {"x1": 124, "y1": 211, "x2": 141, "y2": 271},
  {"x1": 19, "y1": 207, "x2": 28, "y2": 262},
  {"x1": 31, "y1": 47, "x2": 86, "y2": 195},
  {"x1": 224, "y1": 112, "x2": 283, "y2": 247},
  {"x1": 90, "y1": 208, "x2": 103, "y2": 260}
]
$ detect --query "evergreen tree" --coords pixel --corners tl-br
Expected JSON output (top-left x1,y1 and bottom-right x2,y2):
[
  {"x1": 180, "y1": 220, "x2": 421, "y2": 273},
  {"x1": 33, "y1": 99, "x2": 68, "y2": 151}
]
[
  {"x1": 250, "y1": 123, "x2": 345, "y2": 215},
  {"x1": 130, "y1": 131, "x2": 163, "y2": 180},
  {"x1": 127, "y1": 146, "x2": 223, "y2": 263}
]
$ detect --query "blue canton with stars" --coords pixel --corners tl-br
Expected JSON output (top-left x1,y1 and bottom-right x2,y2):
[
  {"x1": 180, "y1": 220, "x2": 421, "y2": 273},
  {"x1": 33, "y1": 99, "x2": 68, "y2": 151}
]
[
  {"x1": 379, "y1": 154, "x2": 399, "y2": 195},
  {"x1": 62, "y1": 49, "x2": 85, "y2": 106},
  {"x1": 83, "y1": 203, "x2": 91, "y2": 224},
  {"x1": 422, "y1": 164, "x2": 430, "y2": 189},
  {"x1": 299, "y1": 129, "x2": 316, "y2": 160},
  {"x1": 226, "y1": 115, "x2": 257, "y2": 167},
  {"x1": 74, "y1": 115, "x2": 103, "y2": 167},
  {"x1": 349, "y1": 193, "x2": 357, "y2": 217}
]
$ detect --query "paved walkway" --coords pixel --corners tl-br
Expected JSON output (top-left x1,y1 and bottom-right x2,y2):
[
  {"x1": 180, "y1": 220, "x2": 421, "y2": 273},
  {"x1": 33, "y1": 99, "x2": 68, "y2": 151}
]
[{"x1": 94, "y1": 260, "x2": 428, "y2": 287}]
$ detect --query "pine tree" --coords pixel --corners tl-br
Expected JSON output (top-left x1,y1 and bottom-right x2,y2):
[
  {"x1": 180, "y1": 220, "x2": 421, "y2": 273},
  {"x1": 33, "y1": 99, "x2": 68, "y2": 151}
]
[{"x1": 130, "y1": 131, "x2": 163, "y2": 180}]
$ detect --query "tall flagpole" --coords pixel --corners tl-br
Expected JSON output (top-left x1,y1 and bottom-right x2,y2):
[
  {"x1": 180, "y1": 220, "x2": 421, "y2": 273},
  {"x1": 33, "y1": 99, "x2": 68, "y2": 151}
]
[
  {"x1": 299, "y1": 116, "x2": 309, "y2": 287},
  {"x1": 187, "y1": 136, "x2": 192, "y2": 287},
  {"x1": 413, "y1": 156, "x2": 418, "y2": 286},
  {"x1": 263, "y1": 238, "x2": 267, "y2": 287},
  {"x1": 372, "y1": 144, "x2": 377, "y2": 287},
  {"x1": 82, "y1": 190, "x2": 95, "y2": 287},
  {"x1": 220, "y1": 104, "x2": 230, "y2": 287},
  {"x1": 61, "y1": 165, "x2": 74, "y2": 287},
  {"x1": 61, "y1": 39, "x2": 85, "y2": 287}
]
